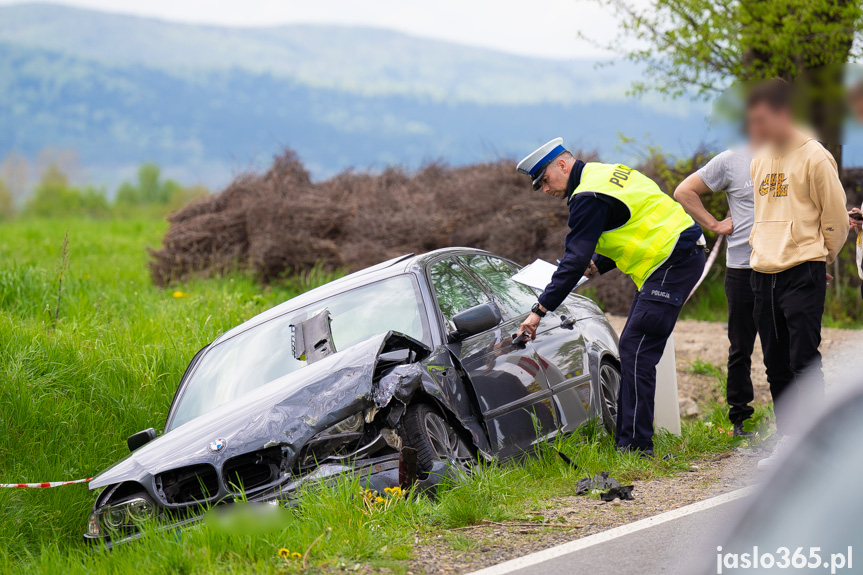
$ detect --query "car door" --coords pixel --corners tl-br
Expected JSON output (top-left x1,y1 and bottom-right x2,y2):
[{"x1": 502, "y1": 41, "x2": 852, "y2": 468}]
[
  {"x1": 428, "y1": 256, "x2": 557, "y2": 459},
  {"x1": 528, "y1": 298, "x2": 592, "y2": 433},
  {"x1": 462, "y1": 255, "x2": 591, "y2": 434}
]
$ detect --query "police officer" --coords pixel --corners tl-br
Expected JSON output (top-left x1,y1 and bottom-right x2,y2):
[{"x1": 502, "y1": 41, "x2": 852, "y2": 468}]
[{"x1": 515, "y1": 138, "x2": 706, "y2": 456}]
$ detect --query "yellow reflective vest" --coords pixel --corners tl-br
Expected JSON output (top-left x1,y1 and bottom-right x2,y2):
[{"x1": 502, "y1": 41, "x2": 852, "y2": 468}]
[{"x1": 571, "y1": 162, "x2": 695, "y2": 289}]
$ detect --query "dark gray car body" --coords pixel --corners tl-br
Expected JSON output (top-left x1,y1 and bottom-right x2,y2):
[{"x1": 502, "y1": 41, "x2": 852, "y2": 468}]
[{"x1": 85, "y1": 248, "x2": 620, "y2": 545}]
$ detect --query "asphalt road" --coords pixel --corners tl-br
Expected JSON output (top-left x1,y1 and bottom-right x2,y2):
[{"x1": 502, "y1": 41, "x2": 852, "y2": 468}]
[{"x1": 468, "y1": 488, "x2": 753, "y2": 575}]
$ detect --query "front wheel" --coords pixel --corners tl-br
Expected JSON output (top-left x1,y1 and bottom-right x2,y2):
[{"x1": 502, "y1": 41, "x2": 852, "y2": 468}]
[
  {"x1": 401, "y1": 403, "x2": 473, "y2": 476},
  {"x1": 599, "y1": 361, "x2": 620, "y2": 437}
]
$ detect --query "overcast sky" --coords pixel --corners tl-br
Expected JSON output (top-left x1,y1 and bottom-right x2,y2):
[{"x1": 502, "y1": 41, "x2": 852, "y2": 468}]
[{"x1": 0, "y1": 0, "x2": 628, "y2": 59}]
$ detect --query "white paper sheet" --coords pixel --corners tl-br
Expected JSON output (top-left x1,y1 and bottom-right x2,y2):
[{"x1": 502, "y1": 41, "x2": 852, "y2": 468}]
[{"x1": 511, "y1": 259, "x2": 590, "y2": 292}]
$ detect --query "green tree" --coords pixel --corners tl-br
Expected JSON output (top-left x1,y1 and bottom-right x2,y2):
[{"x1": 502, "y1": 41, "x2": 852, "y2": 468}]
[
  {"x1": 115, "y1": 163, "x2": 202, "y2": 210},
  {"x1": 24, "y1": 165, "x2": 110, "y2": 218},
  {"x1": 597, "y1": 0, "x2": 863, "y2": 165}
]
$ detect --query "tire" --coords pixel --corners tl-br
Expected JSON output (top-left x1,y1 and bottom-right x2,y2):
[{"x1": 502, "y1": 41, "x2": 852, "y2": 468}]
[
  {"x1": 401, "y1": 403, "x2": 473, "y2": 475},
  {"x1": 599, "y1": 361, "x2": 621, "y2": 437}
]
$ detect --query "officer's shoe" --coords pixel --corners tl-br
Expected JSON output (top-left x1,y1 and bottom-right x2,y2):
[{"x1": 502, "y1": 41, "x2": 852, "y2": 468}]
[
  {"x1": 732, "y1": 422, "x2": 754, "y2": 439},
  {"x1": 638, "y1": 448, "x2": 655, "y2": 459}
]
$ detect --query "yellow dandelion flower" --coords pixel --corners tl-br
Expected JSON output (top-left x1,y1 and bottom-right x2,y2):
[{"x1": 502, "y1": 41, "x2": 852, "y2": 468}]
[
  {"x1": 383, "y1": 487, "x2": 392, "y2": 494},
  {"x1": 278, "y1": 548, "x2": 290, "y2": 559},
  {"x1": 291, "y1": 552, "x2": 302, "y2": 559},
  {"x1": 375, "y1": 496, "x2": 385, "y2": 503},
  {"x1": 172, "y1": 291, "x2": 188, "y2": 298}
]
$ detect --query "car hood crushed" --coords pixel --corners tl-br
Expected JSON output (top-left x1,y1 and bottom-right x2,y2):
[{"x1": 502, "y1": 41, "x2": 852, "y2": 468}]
[{"x1": 91, "y1": 331, "x2": 430, "y2": 490}]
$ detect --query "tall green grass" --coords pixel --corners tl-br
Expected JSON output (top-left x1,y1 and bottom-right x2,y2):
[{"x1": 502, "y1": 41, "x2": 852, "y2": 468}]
[
  {"x1": 1, "y1": 420, "x2": 740, "y2": 575},
  {"x1": 0, "y1": 219, "x2": 306, "y2": 557},
  {"x1": 0, "y1": 218, "x2": 743, "y2": 574},
  {"x1": 681, "y1": 277, "x2": 729, "y2": 323}
]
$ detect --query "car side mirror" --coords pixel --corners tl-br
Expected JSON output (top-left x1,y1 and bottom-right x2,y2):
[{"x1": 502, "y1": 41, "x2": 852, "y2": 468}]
[
  {"x1": 449, "y1": 301, "x2": 502, "y2": 342},
  {"x1": 127, "y1": 428, "x2": 157, "y2": 452}
]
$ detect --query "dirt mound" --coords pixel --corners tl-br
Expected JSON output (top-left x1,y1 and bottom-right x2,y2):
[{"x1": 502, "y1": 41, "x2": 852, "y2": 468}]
[{"x1": 148, "y1": 149, "x2": 645, "y2": 312}]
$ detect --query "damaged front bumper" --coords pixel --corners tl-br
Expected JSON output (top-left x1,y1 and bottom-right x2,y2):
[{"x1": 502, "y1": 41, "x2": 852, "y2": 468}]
[{"x1": 85, "y1": 450, "x2": 457, "y2": 549}]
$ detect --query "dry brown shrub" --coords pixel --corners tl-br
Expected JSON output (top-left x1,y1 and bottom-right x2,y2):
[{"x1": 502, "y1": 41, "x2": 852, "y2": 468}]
[{"x1": 148, "y1": 148, "x2": 644, "y2": 312}]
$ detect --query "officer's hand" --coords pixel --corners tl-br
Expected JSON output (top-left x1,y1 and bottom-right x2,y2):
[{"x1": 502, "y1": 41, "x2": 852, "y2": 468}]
[
  {"x1": 584, "y1": 260, "x2": 599, "y2": 278},
  {"x1": 827, "y1": 273, "x2": 834, "y2": 287},
  {"x1": 712, "y1": 217, "x2": 733, "y2": 236},
  {"x1": 518, "y1": 313, "x2": 541, "y2": 341}
]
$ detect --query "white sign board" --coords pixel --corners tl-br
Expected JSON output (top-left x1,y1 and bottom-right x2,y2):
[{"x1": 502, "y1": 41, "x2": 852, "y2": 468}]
[
  {"x1": 654, "y1": 335, "x2": 681, "y2": 435},
  {"x1": 511, "y1": 258, "x2": 590, "y2": 292}
]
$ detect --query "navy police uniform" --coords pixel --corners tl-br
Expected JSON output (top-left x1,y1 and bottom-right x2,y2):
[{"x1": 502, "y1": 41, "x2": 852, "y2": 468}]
[{"x1": 517, "y1": 139, "x2": 706, "y2": 452}]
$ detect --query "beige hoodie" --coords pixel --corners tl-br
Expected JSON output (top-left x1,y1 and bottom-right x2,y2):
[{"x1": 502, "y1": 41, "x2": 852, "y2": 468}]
[{"x1": 749, "y1": 130, "x2": 848, "y2": 273}]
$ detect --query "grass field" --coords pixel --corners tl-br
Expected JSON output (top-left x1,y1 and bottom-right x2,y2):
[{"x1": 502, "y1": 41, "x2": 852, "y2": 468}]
[{"x1": 0, "y1": 217, "x2": 745, "y2": 574}]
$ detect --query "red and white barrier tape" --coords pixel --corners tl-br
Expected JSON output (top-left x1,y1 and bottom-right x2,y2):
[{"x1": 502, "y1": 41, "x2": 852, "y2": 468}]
[{"x1": 0, "y1": 477, "x2": 91, "y2": 488}]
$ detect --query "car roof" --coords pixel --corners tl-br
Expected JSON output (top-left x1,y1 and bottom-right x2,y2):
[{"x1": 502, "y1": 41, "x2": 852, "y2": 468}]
[{"x1": 212, "y1": 247, "x2": 499, "y2": 345}]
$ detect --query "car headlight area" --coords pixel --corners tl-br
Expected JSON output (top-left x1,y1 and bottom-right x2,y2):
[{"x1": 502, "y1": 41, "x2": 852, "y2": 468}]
[
  {"x1": 297, "y1": 412, "x2": 368, "y2": 469},
  {"x1": 88, "y1": 497, "x2": 155, "y2": 537}
]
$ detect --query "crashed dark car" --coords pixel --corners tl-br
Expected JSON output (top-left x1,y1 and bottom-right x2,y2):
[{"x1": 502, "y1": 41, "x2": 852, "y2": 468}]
[{"x1": 85, "y1": 248, "x2": 621, "y2": 545}]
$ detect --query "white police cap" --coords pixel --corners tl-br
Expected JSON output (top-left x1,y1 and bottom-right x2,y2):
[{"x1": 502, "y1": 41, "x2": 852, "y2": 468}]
[{"x1": 516, "y1": 137, "x2": 566, "y2": 190}]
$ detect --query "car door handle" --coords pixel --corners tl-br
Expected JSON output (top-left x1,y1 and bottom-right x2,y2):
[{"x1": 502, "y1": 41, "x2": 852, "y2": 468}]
[
  {"x1": 511, "y1": 333, "x2": 530, "y2": 348},
  {"x1": 559, "y1": 315, "x2": 576, "y2": 329}
]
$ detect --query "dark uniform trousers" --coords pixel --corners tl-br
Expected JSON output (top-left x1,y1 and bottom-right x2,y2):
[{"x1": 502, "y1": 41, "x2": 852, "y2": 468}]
[
  {"x1": 751, "y1": 261, "x2": 826, "y2": 436},
  {"x1": 616, "y1": 246, "x2": 706, "y2": 450}
]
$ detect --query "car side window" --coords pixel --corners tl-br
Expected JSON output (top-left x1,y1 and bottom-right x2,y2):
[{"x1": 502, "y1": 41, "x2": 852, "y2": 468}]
[
  {"x1": 429, "y1": 258, "x2": 489, "y2": 328},
  {"x1": 462, "y1": 255, "x2": 538, "y2": 320}
]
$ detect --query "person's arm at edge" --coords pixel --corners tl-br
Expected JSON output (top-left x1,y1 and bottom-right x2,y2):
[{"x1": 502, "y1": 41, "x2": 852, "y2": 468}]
[{"x1": 673, "y1": 172, "x2": 732, "y2": 236}]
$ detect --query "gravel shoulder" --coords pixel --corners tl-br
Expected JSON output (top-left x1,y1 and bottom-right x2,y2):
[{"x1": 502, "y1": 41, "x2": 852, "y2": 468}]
[
  {"x1": 412, "y1": 448, "x2": 763, "y2": 575},
  {"x1": 409, "y1": 318, "x2": 860, "y2": 575}
]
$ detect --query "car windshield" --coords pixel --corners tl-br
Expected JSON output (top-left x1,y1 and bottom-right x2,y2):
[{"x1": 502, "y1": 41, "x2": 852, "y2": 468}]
[{"x1": 167, "y1": 274, "x2": 428, "y2": 430}]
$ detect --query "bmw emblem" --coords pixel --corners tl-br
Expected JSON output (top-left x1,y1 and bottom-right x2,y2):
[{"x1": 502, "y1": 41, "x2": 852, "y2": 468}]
[{"x1": 207, "y1": 438, "x2": 226, "y2": 453}]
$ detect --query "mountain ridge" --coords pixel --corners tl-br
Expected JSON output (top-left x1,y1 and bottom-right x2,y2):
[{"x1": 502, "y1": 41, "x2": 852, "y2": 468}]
[
  {"x1": 0, "y1": 3, "x2": 716, "y2": 190},
  {"x1": 0, "y1": 3, "x2": 663, "y2": 106}
]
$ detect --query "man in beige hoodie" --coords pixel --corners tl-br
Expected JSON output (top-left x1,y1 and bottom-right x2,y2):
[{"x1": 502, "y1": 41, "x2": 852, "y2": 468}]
[{"x1": 746, "y1": 79, "x2": 849, "y2": 470}]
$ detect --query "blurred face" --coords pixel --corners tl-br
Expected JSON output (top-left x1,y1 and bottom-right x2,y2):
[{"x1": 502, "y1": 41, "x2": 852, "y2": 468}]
[
  {"x1": 746, "y1": 102, "x2": 791, "y2": 147},
  {"x1": 537, "y1": 156, "x2": 571, "y2": 199}
]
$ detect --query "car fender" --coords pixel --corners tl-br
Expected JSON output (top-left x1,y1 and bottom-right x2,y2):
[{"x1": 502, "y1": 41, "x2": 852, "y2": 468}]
[
  {"x1": 408, "y1": 354, "x2": 491, "y2": 455},
  {"x1": 582, "y1": 316, "x2": 621, "y2": 420}
]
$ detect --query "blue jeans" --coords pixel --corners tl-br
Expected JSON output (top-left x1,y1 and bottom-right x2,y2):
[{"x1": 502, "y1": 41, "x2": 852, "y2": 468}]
[{"x1": 616, "y1": 246, "x2": 706, "y2": 450}]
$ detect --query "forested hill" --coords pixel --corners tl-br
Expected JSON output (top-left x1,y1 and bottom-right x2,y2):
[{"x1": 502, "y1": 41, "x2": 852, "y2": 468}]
[{"x1": 0, "y1": 3, "x2": 711, "y2": 189}]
